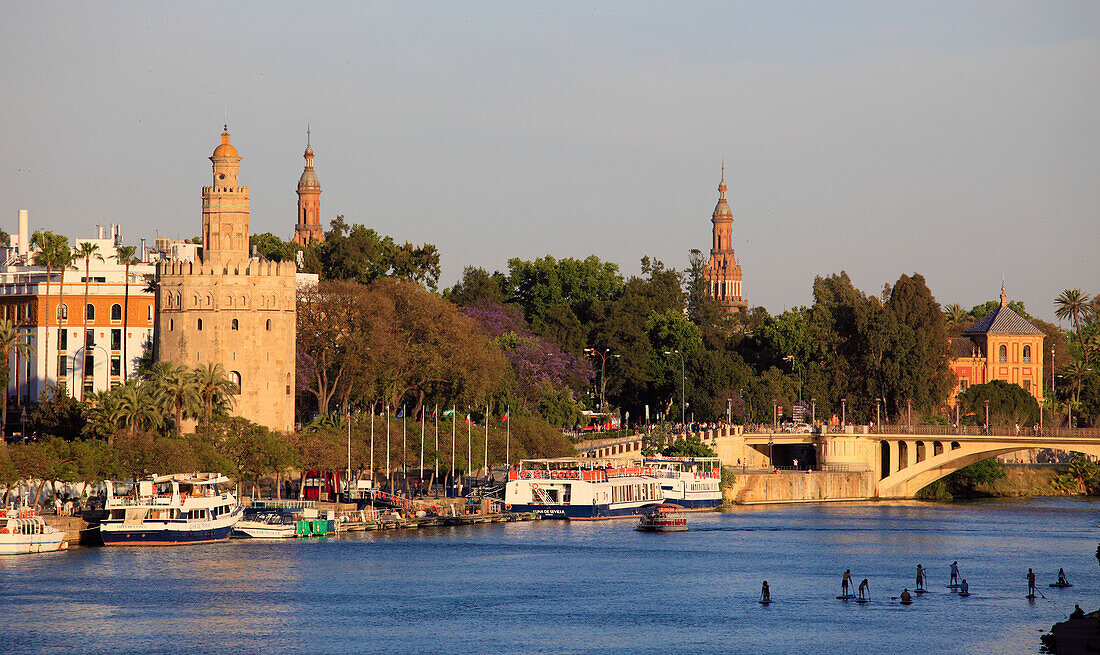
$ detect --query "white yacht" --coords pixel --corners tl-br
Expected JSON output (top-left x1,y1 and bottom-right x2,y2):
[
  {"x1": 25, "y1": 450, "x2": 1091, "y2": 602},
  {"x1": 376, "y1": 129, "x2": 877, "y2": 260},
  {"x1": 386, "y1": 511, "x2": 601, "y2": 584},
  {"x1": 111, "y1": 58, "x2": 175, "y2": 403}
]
[
  {"x1": 100, "y1": 473, "x2": 242, "y2": 546},
  {"x1": 504, "y1": 458, "x2": 664, "y2": 520}
]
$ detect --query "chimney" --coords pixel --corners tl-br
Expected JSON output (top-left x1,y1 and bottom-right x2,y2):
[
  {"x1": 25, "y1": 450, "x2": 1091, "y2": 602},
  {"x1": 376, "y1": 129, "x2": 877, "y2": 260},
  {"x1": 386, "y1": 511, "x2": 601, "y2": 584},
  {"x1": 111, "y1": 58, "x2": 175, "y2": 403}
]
[{"x1": 18, "y1": 210, "x2": 29, "y2": 256}]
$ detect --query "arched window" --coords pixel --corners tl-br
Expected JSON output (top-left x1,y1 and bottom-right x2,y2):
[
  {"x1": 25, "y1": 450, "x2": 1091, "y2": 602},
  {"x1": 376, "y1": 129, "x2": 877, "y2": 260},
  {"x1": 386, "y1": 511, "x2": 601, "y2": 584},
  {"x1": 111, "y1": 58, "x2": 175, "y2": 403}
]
[
  {"x1": 231, "y1": 318, "x2": 239, "y2": 331},
  {"x1": 229, "y1": 371, "x2": 241, "y2": 395},
  {"x1": 998, "y1": 344, "x2": 1007, "y2": 363},
  {"x1": 1022, "y1": 345, "x2": 1031, "y2": 363},
  {"x1": 58, "y1": 304, "x2": 68, "y2": 320},
  {"x1": 197, "y1": 318, "x2": 203, "y2": 331},
  {"x1": 110, "y1": 303, "x2": 122, "y2": 321},
  {"x1": 85, "y1": 304, "x2": 95, "y2": 321},
  {"x1": 265, "y1": 319, "x2": 271, "y2": 331}
]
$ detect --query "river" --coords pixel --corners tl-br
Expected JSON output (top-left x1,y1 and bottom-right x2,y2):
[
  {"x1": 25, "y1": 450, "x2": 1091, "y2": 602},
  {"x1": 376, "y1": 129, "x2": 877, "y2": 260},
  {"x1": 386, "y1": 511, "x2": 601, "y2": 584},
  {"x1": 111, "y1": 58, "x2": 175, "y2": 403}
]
[{"x1": 2, "y1": 498, "x2": 1098, "y2": 654}]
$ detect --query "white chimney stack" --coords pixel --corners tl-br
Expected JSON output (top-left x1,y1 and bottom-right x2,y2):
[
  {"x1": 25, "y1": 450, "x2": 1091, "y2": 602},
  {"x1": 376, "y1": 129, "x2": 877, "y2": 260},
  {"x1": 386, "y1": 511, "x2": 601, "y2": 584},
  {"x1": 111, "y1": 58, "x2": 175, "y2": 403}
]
[{"x1": 18, "y1": 210, "x2": 29, "y2": 256}]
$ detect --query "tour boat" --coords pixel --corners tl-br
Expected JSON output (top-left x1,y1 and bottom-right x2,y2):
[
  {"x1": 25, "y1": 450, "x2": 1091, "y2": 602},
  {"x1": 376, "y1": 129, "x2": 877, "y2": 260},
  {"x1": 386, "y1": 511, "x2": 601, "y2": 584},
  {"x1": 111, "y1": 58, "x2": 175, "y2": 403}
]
[
  {"x1": 0, "y1": 508, "x2": 67, "y2": 554},
  {"x1": 234, "y1": 513, "x2": 297, "y2": 539},
  {"x1": 100, "y1": 473, "x2": 242, "y2": 546},
  {"x1": 504, "y1": 458, "x2": 665, "y2": 520},
  {"x1": 636, "y1": 504, "x2": 688, "y2": 532},
  {"x1": 645, "y1": 456, "x2": 723, "y2": 510}
]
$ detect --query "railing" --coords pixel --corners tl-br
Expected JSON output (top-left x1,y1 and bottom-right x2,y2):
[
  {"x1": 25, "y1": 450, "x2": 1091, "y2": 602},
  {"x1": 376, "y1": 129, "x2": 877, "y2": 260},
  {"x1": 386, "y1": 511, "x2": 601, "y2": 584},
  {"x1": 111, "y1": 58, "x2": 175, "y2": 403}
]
[{"x1": 860, "y1": 425, "x2": 1100, "y2": 439}]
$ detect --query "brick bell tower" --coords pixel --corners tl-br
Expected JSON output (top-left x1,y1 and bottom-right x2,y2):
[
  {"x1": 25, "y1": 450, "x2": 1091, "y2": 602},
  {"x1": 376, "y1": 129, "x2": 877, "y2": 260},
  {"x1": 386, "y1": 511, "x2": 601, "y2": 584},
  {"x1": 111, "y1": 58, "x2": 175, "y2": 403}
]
[
  {"x1": 292, "y1": 127, "x2": 324, "y2": 245},
  {"x1": 703, "y1": 164, "x2": 747, "y2": 312}
]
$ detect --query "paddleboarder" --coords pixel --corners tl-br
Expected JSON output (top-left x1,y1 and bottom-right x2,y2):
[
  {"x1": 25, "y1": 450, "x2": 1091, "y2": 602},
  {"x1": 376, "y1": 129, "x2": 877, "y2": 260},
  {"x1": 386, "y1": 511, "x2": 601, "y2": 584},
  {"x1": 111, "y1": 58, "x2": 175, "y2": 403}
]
[
  {"x1": 916, "y1": 564, "x2": 926, "y2": 591},
  {"x1": 1027, "y1": 568, "x2": 1036, "y2": 597},
  {"x1": 761, "y1": 581, "x2": 770, "y2": 602},
  {"x1": 960, "y1": 579, "x2": 968, "y2": 595},
  {"x1": 842, "y1": 569, "x2": 853, "y2": 597},
  {"x1": 950, "y1": 561, "x2": 959, "y2": 586},
  {"x1": 1057, "y1": 568, "x2": 1068, "y2": 586},
  {"x1": 900, "y1": 588, "x2": 912, "y2": 603},
  {"x1": 858, "y1": 578, "x2": 869, "y2": 600}
]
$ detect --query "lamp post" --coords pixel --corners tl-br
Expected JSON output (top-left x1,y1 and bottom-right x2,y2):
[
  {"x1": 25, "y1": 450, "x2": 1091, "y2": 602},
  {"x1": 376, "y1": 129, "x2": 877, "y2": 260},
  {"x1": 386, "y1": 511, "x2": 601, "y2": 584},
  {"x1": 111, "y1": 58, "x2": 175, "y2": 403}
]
[
  {"x1": 772, "y1": 398, "x2": 778, "y2": 429},
  {"x1": 841, "y1": 398, "x2": 846, "y2": 426},
  {"x1": 875, "y1": 398, "x2": 882, "y2": 430},
  {"x1": 1051, "y1": 345, "x2": 1055, "y2": 427},
  {"x1": 584, "y1": 347, "x2": 620, "y2": 412},
  {"x1": 663, "y1": 349, "x2": 686, "y2": 424},
  {"x1": 907, "y1": 398, "x2": 912, "y2": 430},
  {"x1": 984, "y1": 399, "x2": 990, "y2": 431},
  {"x1": 811, "y1": 398, "x2": 816, "y2": 426}
]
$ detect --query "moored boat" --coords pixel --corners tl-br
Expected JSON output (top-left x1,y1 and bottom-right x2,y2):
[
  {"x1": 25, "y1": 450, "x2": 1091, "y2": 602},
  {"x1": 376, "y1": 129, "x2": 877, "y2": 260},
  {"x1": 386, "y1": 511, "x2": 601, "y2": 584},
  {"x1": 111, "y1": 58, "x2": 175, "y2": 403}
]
[
  {"x1": 0, "y1": 508, "x2": 67, "y2": 554},
  {"x1": 636, "y1": 503, "x2": 688, "y2": 532},
  {"x1": 645, "y1": 456, "x2": 723, "y2": 510},
  {"x1": 504, "y1": 458, "x2": 664, "y2": 520},
  {"x1": 234, "y1": 512, "x2": 297, "y2": 539},
  {"x1": 100, "y1": 473, "x2": 242, "y2": 546}
]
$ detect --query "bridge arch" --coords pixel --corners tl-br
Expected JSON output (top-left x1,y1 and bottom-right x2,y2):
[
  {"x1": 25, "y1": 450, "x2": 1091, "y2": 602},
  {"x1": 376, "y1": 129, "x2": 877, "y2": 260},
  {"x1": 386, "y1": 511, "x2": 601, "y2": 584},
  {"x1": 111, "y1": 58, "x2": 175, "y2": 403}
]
[{"x1": 877, "y1": 439, "x2": 1100, "y2": 498}]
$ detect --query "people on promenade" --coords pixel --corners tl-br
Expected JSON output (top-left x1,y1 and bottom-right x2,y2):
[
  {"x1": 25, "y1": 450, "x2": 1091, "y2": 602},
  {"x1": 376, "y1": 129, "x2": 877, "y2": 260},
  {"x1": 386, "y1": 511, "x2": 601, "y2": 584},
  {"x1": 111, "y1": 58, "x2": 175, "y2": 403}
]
[
  {"x1": 1027, "y1": 568, "x2": 1036, "y2": 596},
  {"x1": 761, "y1": 581, "x2": 770, "y2": 602},
  {"x1": 858, "y1": 579, "x2": 869, "y2": 600},
  {"x1": 842, "y1": 569, "x2": 853, "y2": 597},
  {"x1": 916, "y1": 564, "x2": 925, "y2": 591},
  {"x1": 950, "y1": 561, "x2": 960, "y2": 586}
]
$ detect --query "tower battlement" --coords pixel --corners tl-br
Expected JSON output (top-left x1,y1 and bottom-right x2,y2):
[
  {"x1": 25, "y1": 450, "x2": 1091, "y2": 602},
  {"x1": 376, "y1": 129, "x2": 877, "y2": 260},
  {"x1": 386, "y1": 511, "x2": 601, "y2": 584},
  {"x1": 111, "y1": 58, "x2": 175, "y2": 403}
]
[
  {"x1": 156, "y1": 258, "x2": 295, "y2": 278},
  {"x1": 202, "y1": 185, "x2": 250, "y2": 196}
]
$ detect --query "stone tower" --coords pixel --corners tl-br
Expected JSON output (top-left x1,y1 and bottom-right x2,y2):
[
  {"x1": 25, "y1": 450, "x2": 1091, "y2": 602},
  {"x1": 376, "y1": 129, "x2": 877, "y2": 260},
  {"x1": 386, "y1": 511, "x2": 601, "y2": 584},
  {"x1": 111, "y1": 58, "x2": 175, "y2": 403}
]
[
  {"x1": 292, "y1": 128, "x2": 324, "y2": 245},
  {"x1": 703, "y1": 165, "x2": 747, "y2": 312},
  {"x1": 155, "y1": 127, "x2": 297, "y2": 433}
]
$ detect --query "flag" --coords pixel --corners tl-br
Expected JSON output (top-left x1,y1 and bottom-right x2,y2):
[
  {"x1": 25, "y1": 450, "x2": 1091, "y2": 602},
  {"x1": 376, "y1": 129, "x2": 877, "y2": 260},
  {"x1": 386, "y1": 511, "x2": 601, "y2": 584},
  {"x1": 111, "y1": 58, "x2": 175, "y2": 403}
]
[
  {"x1": 500, "y1": 411, "x2": 509, "y2": 423},
  {"x1": 442, "y1": 408, "x2": 455, "y2": 418},
  {"x1": 465, "y1": 412, "x2": 471, "y2": 424},
  {"x1": 396, "y1": 407, "x2": 405, "y2": 419}
]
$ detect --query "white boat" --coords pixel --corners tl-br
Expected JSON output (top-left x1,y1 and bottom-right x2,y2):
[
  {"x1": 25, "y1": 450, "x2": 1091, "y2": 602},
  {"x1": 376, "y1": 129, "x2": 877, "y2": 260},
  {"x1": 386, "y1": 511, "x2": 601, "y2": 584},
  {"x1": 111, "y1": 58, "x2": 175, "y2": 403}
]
[
  {"x1": 0, "y1": 508, "x2": 67, "y2": 554},
  {"x1": 636, "y1": 504, "x2": 688, "y2": 532},
  {"x1": 100, "y1": 473, "x2": 242, "y2": 546},
  {"x1": 504, "y1": 458, "x2": 665, "y2": 520},
  {"x1": 234, "y1": 513, "x2": 297, "y2": 539},
  {"x1": 645, "y1": 456, "x2": 723, "y2": 510}
]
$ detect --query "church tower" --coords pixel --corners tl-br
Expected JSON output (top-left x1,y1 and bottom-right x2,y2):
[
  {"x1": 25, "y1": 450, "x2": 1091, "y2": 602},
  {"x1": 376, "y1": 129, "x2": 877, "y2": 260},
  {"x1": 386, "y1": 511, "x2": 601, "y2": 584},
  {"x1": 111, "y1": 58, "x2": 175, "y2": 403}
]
[
  {"x1": 703, "y1": 165, "x2": 747, "y2": 312},
  {"x1": 202, "y1": 126, "x2": 250, "y2": 265},
  {"x1": 292, "y1": 128, "x2": 324, "y2": 245}
]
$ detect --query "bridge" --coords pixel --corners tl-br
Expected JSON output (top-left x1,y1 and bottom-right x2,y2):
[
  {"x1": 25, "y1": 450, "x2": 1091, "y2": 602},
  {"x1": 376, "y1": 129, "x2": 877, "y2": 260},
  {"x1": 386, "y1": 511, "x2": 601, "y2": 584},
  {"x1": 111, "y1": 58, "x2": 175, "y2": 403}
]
[{"x1": 575, "y1": 425, "x2": 1100, "y2": 499}]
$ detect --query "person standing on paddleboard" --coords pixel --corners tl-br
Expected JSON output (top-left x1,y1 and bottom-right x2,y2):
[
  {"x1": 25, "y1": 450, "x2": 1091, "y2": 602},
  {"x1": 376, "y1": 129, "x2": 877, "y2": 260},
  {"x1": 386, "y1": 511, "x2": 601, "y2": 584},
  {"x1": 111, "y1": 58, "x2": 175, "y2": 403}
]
[
  {"x1": 858, "y1": 579, "x2": 869, "y2": 600},
  {"x1": 916, "y1": 564, "x2": 925, "y2": 591},
  {"x1": 761, "y1": 581, "x2": 770, "y2": 602},
  {"x1": 950, "y1": 561, "x2": 959, "y2": 586},
  {"x1": 1027, "y1": 568, "x2": 1036, "y2": 596},
  {"x1": 842, "y1": 569, "x2": 853, "y2": 597}
]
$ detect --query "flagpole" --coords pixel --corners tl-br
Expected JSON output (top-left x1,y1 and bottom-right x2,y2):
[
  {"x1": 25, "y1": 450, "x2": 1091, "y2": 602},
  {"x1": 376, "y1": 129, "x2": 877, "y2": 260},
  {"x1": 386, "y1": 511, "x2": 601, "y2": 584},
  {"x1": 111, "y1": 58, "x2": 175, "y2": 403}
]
[
  {"x1": 402, "y1": 404, "x2": 407, "y2": 494},
  {"x1": 434, "y1": 404, "x2": 439, "y2": 495},
  {"x1": 467, "y1": 408, "x2": 472, "y2": 494},
  {"x1": 420, "y1": 406, "x2": 425, "y2": 497},
  {"x1": 506, "y1": 405, "x2": 510, "y2": 467},
  {"x1": 346, "y1": 410, "x2": 351, "y2": 497},
  {"x1": 450, "y1": 405, "x2": 456, "y2": 497},
  {"x1": 386, "y1": 404, "x2": 391, "y2": 489},
  {"x1": 483, "y1": 402, "x2": 488, "y2": 480},
  {"x1": 370, "y1": 406, "x2": 375, "y2": 488}
]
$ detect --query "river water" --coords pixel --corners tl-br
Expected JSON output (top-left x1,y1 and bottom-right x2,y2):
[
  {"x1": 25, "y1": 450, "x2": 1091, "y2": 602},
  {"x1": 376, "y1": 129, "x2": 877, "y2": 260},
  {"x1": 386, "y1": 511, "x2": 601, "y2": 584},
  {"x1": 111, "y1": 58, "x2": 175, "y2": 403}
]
[{"x1": 2, "y1": 498, "x2": 1098, "y2": 654}]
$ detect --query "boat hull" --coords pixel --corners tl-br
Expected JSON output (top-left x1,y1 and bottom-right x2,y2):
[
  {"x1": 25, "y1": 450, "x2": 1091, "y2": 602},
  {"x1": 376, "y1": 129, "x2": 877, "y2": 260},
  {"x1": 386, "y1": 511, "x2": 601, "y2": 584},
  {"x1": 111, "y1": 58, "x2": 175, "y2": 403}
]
[
  {"x1": 100, "y1": 523, "x2": 236, "y2": 546},
  {"x1": 0, "y1": 533, "x2": 66, "y2": 555},
  {"x1": 233, "y1": 522, "x2": 296, "y2": 539},
  {"x1": 507, "y1": 503, "x2": 652, "y2": 520}
]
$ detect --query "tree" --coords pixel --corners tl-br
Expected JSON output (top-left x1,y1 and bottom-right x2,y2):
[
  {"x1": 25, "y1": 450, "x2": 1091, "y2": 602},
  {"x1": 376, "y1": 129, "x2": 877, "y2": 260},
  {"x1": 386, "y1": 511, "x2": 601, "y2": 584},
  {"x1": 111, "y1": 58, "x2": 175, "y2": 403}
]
[
  {"x1": 505, "y1": 254, "x2": 624, "y2": 337},
  {"x1": 249, "y1": 232, "x2": 300, "y2": 263},
  {"x1": 113, "y1": 379, "x2": 164, "y2": 437},
  {"x1": 26, "y1": 384, "x2": 84, "y2": 440},
  {"x1": 152, "y1": 363, "x2": 202, "y2": 437},
  {"x1": 192, "y1": 362, "x2": 237, "y2": 426},
  {"x1": 1055, "y1": 289, "x2": 1094, "y2": 363},
  {"x1": 31, "y1": 231, "x2": 69, "y2": 390},
  {"x1": 73, "y1": 241, "x2": 103, "y2": 400},
  {"x1": 0, "y1": 320, "x2": 35, "y2": 443},
  {"x1": 661, "y1": 436, "x2": 717, "y2": 457},
  {"x1": 443, "y1": 266, "x2": 507, "y2": 307},
  {"x1": 1062, "y1": 360, "x2": 1095, "y2": 408},
  {"x1": 319, "y1": 217, "x2": 441, "y2": 290},
  {"x1": 957, "y1": 380, "x2": 1040, "y2": 427},
  {"x1": 114, "y1": 245, "x2": 139, "y2": 380}
]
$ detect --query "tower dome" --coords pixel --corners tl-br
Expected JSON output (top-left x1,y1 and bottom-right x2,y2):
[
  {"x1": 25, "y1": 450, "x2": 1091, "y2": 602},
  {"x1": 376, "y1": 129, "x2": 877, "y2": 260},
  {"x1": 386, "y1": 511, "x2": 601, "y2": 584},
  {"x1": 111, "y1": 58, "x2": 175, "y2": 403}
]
[{"x1": 212, "y1": 126, "x2": 239, "y2": 159}]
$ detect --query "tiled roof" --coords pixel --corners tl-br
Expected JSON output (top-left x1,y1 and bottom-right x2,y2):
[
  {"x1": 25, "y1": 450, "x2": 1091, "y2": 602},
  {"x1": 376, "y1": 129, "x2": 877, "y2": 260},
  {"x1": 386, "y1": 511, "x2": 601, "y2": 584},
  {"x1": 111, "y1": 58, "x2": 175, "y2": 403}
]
[
  {"x1": 964, "y1": 305, "x2": 1044, "y2": 335},
  {"x1": 949, "y1": 337, "x2": 980, "y2": 359}
]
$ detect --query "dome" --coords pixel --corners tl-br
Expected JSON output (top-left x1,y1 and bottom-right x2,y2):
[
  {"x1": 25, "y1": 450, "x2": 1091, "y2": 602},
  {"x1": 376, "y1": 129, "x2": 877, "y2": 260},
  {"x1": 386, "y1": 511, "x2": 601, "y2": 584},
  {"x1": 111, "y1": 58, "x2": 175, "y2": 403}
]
[
  {"x1": 212, "y1": 129, "x2": 239, "y2": 158},
  {"x1": 298, "y1": 168, "x2": 320, "y2": 188}
]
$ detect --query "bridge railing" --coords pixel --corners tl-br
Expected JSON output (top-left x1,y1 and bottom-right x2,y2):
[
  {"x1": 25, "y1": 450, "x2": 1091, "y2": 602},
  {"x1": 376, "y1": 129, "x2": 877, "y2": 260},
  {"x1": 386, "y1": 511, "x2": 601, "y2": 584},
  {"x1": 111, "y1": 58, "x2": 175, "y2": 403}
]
[{"x1": 863, "y1": 425, "x2": 1100, "y2": 439}]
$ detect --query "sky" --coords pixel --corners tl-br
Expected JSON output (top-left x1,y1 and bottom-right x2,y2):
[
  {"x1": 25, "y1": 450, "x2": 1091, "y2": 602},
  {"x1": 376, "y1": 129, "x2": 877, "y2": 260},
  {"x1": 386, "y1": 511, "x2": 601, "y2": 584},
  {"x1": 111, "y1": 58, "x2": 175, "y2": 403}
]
[{"x1": 1, "y1": 2, "x2": 1097, "y2": 323}]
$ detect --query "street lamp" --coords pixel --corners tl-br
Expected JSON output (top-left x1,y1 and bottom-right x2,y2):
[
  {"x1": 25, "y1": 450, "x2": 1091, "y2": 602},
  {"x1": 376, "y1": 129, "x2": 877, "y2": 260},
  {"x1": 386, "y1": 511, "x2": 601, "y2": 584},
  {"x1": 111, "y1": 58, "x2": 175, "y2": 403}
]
[
  {"x1": 984, "y1": 399, "x2": 990, "y2": 432},
  {"x1": 811, "y1": 398, "x2": 816, "y2": 426},
  {"x1": 841, "y1": 398, "x2": 846, "y2": 426},
  {"x1": 583, "y1": 347, "x2": 620, "y2": 412},
  {"x1": 772, "y1": 398, "x2": 778, "y2": 429},
  {"x1": 875, "y1": 398, "x2": 882, "y2": 430},
  {"x1": 907, "y1": 398, "x2": 912, "y2": 429},
  {"x1": 663, "y1": 350, "x2": 685, "y2": 425}
]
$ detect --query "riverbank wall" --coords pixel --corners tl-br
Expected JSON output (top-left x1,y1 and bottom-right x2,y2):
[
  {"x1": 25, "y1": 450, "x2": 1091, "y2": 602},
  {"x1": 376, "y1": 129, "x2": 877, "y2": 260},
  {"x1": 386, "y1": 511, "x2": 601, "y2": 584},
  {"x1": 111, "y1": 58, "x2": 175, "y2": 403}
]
[{"x1": 724, "y1": 470, "x2": 876, "y2": 504}]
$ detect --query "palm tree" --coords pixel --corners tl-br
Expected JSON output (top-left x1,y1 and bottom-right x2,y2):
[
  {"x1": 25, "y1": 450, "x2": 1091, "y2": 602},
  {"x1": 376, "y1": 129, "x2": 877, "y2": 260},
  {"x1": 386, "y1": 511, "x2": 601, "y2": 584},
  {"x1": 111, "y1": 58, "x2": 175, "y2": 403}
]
[
  {"x1": 114, "y1": 245, "x2": 138, "y2": 381},
  {"x1": 114, "y1": 379, "x2": 165, "y2": 437},
  {"x1": 30, "y1": 231, "x2": 68, "y2": 388},
  {"x1": 192, "y1": 362, "x2": 237, "y2": 426},
  {"x1": 943, "y1": 303, "x2": 968, "y2": 333},
  {"x1": 1054, "y1": 289, "x2": 1094, "y2": 362},
  {"x1": 153, "y1": 362, "x2": 202, "y2": 437},
  {"x1": 0, "y1": 319, "x2": 36, "y2": 444},
  {"x1": 73, "y1": 242, "x2": 103, "y2": 400},
  {"x1": 1062, "y1": 360, "x2": 1095, "y2": 406}
]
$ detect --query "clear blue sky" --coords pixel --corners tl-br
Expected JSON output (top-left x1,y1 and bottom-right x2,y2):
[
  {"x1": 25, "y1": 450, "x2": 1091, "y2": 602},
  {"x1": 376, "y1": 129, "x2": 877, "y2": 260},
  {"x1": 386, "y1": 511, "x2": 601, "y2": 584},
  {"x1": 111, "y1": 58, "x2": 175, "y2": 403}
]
[{"x1": 2, "y1": 2, "x2": 1097, "y2": 322}]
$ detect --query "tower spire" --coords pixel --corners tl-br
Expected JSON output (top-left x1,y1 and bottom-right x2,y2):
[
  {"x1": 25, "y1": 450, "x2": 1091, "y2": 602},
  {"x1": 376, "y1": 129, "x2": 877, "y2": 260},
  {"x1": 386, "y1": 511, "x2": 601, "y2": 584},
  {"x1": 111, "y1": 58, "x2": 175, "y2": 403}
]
[
  {"x1": 1000, "y1": 276, "x2": 1007, "y2": 307},
  {"x1": 718, "y1": 162, "x2": 727, "y2": 200}
]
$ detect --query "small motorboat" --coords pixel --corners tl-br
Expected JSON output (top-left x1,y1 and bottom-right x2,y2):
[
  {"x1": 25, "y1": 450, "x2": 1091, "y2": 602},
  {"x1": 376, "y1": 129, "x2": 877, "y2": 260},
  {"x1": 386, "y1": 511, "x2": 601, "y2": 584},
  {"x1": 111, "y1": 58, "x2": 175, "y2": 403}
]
[
  {"x1": 234, "y1": 512, "x2": 297, "y2": 539},
  {"x1": 636, "y1": 504, "x2": 687, "y2": 532},
  {"x1": 0, "y1": 508, "x2": 68, "y2": 555}
]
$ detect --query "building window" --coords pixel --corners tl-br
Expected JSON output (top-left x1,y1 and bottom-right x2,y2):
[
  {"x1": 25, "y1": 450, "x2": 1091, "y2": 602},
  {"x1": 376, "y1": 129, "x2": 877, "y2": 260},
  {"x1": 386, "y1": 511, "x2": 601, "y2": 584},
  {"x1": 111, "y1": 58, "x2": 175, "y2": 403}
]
[
  {"x1": 229, "y1": 371, "x2": 242, "y2": 395},
  {"x1": 84, "y1": 354, "x2": 94, "y2": 377},
  {"x1": 1023, "y1": 345, "x2": 1031, "y2": 363},
  {"x1": 59, "y1": 330, "x2": 68, "y2": 351},
  {"x1": 147, "y1": 305, "x2": 153, "y2": 321},
  {"x1": 59, "y1": 355, "x2": 67, "y2": 377},
  {"x1": 998, "y1": 345, "x2": 1007, "y2": 363},
  {"x1": 231, "y1": 318, "x2": 239, "y2": 331},
  {"x1": 286, "y1": 373, "x2": 292, "y2": 396},
  {"x1": 58, "y1": 304, "x2": 68, "y2": 320},
  {"x1": 86, "y1": 330, "x2": 95, "y2": 348},
  {"x1": 265, "y1": 319, "x2": 271, "y2": 331},
  {"x1": 197, "y1": 318, "x2": 203, "y2": 331},
  {"x1": 110, "y1": 355, "x2": 121, "y2": 377},
  {"x1": 85, "y1": 304, "x2": 95, "y2": 321},
  {"x1": 960, "y1": 380, "x2": 968, "y2": 391},
  {"x1": 110, "y1": 304, "x2": 121, "y2": 321},
  {"x1": 111, "y1": 329, "x2": 121, "y2": 351}
]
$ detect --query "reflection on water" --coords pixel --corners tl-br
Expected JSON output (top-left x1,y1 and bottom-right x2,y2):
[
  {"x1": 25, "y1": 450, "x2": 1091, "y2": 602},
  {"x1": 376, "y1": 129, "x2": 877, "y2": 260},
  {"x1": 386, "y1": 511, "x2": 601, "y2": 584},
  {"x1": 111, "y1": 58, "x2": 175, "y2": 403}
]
[{"x1": 2, "y1": 498, "x2": 1098, "y2": 654}]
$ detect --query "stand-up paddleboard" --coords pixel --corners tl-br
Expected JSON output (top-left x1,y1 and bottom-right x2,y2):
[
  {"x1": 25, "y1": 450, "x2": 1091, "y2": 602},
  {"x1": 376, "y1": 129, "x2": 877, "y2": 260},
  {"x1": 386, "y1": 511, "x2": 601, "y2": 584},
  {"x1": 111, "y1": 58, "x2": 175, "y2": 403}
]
[
  {"x1": 959, "y1": 592, "x2": 970, "y2": 597},
  {"x1": 900, "y1": 599, "x2": 913, "y2": 605},
  {"x1": 855, "y1": 598, "x2": 870, "y2": 604},
  {"x1": 1049, "y1": 583, "x2": 1072, "y2": 588},
  {"x1": 759, "y1": 600, "x2": 773, "y2": 605},
  {"x1": 947, "y1": 584, "x2": 961, "y2": 589},
  {"x1": 915, "y1": 589, "x2": 928, "y2": 594},
  {"x1": 837, "y1": 594, "x2": 855, "y2": 600},
  {"x1": 1026, "y1": 594, "x2": 1037, "y2": 599}
]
